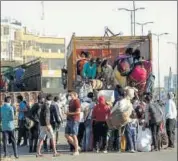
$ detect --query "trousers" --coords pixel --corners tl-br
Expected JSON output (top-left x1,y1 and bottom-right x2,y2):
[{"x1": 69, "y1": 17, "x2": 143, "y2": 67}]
[
  {"x1": 166, "y1": 118, "x2": 176, "y2": 148},
  {"x1": 2, "y1": 130, "x2": 18, "y2": 157}
]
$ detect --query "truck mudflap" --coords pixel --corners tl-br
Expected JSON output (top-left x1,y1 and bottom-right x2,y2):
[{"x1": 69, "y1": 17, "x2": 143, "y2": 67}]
[{"x1": 0, "y1": 91, "x2": 41, "y2": 107}]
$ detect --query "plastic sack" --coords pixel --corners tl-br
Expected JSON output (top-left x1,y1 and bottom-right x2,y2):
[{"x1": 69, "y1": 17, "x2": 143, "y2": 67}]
[
  {"x1": 79, "y1": 83, "x2": 93, "y2": 99},
  {"x1": 107, "y1": 99, "x2": 133, "y2": 129},
  {"x1": 124, "y1": 86, "x2": 138, "y2": 100},
  {"x1": 81, "y1": 102, "x2": 90, "y2": 111},
  {"x1": 97, "y1": 90, "x2": 115, "y2": 103},
  {"x1": 136, "y1": 125, "x2": 152, "y2": 152},
  {"x1": 92, "y1": 79, "x2": 103, "y2": 90}
]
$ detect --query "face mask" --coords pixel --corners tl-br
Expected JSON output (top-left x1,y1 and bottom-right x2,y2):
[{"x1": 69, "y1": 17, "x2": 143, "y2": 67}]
[
  {"x1": 6, "y1": 103, "x2": 11, "y2": 106},
  {"x1": 46, "y1": 100, "x2": 52, "y2": 105},
  {"x1": 68, "y1": 96, "x2": 72, "y2": 101}
]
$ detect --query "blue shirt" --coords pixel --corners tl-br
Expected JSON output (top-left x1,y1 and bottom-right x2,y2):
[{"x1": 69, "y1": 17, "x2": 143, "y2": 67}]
[
  {"x1": 15, "y1": 68, "x2": 25, "y2": 81},
  {"x1": 82, "y1": 62, "x2": 97, "y2": 79},
  {"x1": 1, "y1": 103, "x2": 15, "y2": 131},
  {"x1": 18, "y1": 101, "x2": 26, "y2": 120}
]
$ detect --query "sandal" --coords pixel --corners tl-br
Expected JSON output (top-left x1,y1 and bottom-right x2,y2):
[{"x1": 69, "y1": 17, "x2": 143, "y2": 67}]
[
  {"x1": 36, "y1": 153, "x2": 43, "y2": 157},
  {"x1": 53, "y1": 153, "x2": 60, "y2": 157}
]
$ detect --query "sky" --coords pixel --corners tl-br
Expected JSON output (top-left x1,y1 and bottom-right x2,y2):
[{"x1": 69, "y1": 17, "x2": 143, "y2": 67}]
[{"x1": 1, "y1": 1, "x2": 177, "y2": 87}]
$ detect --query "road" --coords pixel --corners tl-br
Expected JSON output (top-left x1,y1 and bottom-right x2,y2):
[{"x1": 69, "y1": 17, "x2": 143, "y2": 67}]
[
  {"x1": 1, "y1": 128, "x2": 177, "y2": 161},
  {"x1": 1, "y1": 147, "x2": 177, "y2": 161}
]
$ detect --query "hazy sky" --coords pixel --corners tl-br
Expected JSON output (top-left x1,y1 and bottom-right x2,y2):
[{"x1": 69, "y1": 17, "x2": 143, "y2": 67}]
[{"x1": 1, "y1": 1, "x2": 177, "y2": 87}]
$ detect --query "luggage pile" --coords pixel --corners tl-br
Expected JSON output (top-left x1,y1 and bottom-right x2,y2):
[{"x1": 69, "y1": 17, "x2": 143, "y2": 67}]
[
  {"x1": 114, "y1": 55, "x2": 154, "y2": 96},
  {"x1": 107, "y1": 98, "x2": 133, "y2": 129}
]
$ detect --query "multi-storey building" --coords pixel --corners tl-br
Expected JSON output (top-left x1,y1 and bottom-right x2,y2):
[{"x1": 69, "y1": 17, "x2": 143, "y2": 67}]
[
  {"x1": 14, "y1": 27, "x2": 65, "y2": 92},
  {"x1": 1, "y1": 18, "x2": 23, "y2": 62},
  {"x1": 1, "y1": 18, "x2": 66, "y2": 92}
]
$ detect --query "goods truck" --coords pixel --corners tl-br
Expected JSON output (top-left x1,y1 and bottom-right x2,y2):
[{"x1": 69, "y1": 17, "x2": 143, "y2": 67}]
[
  {"x1": 0, "y1": 58, "x2": 64, "y2": 105},
  {"x1": 65, "y1": 32, "x2": 153, "y2": 92}
]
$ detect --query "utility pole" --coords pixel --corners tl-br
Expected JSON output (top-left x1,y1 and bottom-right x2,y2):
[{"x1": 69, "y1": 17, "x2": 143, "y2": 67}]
[
  {"x1": 133, "y1": 1, "x2": 136, "y2": 36},
  {"x1": 116, "y1": 7, "x2": 145, "y2": 36},
  {"x1": 152, "y1": 32, "x2": 169, "y2": 100},
  {"x1": 135, "y1": 22, "x2": 154, "y2": 36},
  {"x1": 41, "y1": 1, "x2": 45, "y2": 36}
]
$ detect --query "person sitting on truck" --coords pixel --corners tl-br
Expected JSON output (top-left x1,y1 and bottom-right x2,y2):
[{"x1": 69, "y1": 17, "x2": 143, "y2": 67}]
[
  {"x1": 101, "y1": 59, "x2": 113, "y2": 86},
  {"x1": 125, "y1": 48, "x2": 133, "y2": 56},
  {"x1": 96, "y1": 58, "x2": 103, "y2": 79},
  {"x1": 77, "y1": 51, "x2": 88, "y2": 76},
  {"x1": 15, "y1": 66, "x2": 25, "y2": 82},
  {"x1": 132, "y1": 49, "x2": 142, "y2": 64},
  {"x1": 82, "y1": 58, "x2": 97, "y2": 80}
]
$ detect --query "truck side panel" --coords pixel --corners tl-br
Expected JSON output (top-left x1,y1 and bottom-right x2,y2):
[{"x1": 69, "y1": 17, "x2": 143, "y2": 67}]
[{"x1": 23, "y1": 61, "x2": 41, "y2": 91}]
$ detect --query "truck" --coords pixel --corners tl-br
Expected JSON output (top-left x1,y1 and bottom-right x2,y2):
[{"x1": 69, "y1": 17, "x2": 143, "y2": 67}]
[
  {"x1": 65, "y1": 32, "x2": 153, "y2": 92},
  {"x1": 0, "y1": 58, "x2": 64, "y2": 105}
]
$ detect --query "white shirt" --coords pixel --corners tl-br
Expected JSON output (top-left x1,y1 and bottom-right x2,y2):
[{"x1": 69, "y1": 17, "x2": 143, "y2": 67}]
[{"x1": 165, "y1": 99, "x2": 177, "y2": 120}]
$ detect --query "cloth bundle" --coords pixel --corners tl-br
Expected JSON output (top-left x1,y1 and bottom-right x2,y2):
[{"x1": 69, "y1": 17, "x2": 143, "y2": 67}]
[
  {"x1": 107, "y1": 98, "x2": 133, "y2": 129},
  {"x1": 91, "y1": 79, "x2": 103, "y2": 90}
]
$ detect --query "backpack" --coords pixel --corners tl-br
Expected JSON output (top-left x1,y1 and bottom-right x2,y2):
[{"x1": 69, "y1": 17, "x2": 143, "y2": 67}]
[
  {"x1": 146, "y1": 73, "x2": 155, "y2": 93},
  {"x1": 149, "y1": 102, "x2": 163, "y2": 124},
  {"x1": 128, "y1": 64, "x2": 147, "y2": 95},
  {"x1": 24, "y1": 117, "x2": 34, "y2": 130}
]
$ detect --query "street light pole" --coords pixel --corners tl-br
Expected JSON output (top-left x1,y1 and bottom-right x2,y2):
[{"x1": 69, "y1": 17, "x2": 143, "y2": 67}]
[
  {"x1": 152, "y1": 33, "x2": 169, "y2": 100},
  {"x1": 167, "y1": 42, "x2": 177, "y2": 94},
  {"x1": 133, "y1": 1, "x2": 136, "y2": 36},
  {"x1": 117, "y1": 7, "x2": 145, "y2": 36},
  {"x1": 131, "y1": 11, "x2": 133, "y2": 36},
  {"x1": 135, "y1": 22, "x2": 154, "y2": 36},
  {"x1": 167, "y1": 42, "x2": 177, "y2": 52}
]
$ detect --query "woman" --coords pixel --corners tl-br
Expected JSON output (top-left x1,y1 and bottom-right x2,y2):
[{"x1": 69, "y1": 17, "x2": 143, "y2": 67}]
[{"x1": 92, "y1": 96, "x2": 110, "y2": 153}]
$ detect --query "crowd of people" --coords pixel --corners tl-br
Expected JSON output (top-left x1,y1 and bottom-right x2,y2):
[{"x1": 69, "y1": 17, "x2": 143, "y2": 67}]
[{"x1": 0, "y1": 87, "x2": 177, "y2": 158}]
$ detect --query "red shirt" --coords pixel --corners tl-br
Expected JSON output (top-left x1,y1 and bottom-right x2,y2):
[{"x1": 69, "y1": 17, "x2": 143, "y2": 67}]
[
  {"x1": 92, "y1": 96, "x2": 111, "y2": 122},
  {"x1": 67, "y1": 99, "x2": 80, "y2": 122}
]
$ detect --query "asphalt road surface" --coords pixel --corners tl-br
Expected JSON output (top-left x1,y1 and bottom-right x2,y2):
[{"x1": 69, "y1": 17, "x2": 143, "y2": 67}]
[
  {"x1": 1, "y1": 128, "x2": 177, "y2": 161},
  {"x1": 1, "y1": 147, "x2": 177, "y2": 161}
]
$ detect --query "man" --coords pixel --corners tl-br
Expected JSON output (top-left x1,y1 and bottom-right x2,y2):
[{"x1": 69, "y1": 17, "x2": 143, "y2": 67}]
[
  {"x1": 1, "y1": 96, "x2": 18, "y2": 158},
  {"x1": 111, "y1": 88, "x2": 127, "y2": 152},
  {"x1": 49, "y1": 96, "x2": 61, "y2": 150},
  {"x1": 145, "y1": 93, "x2": 163, "y2": 151},
  {"x1": 82, "y1": 92, "x2": 95, "y2": 151},
  {"x1": 29, "y1": 94, "x2": 45, "y2": 153},
  {"x1": 65, "y1": 91, "x2": 81, "y2": 156},
  {"x1": 165, "y1": 92, "x2": 177, "y2": 148},
  {"x1": 15, "y1": 66, "x2": 25, "y2": 82},
  {"x1": 37, "y1": 94, "x2": 59, "y2": 157},
  {"x1": 17, "y1": 95, "x2": 28, "y2": 146},
  {"x1": 53, "y1": 96, "x2": 64, "y2": 145},
  {"x1": 101, "y1": 59, "x2": 113, "y2": 87}
]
